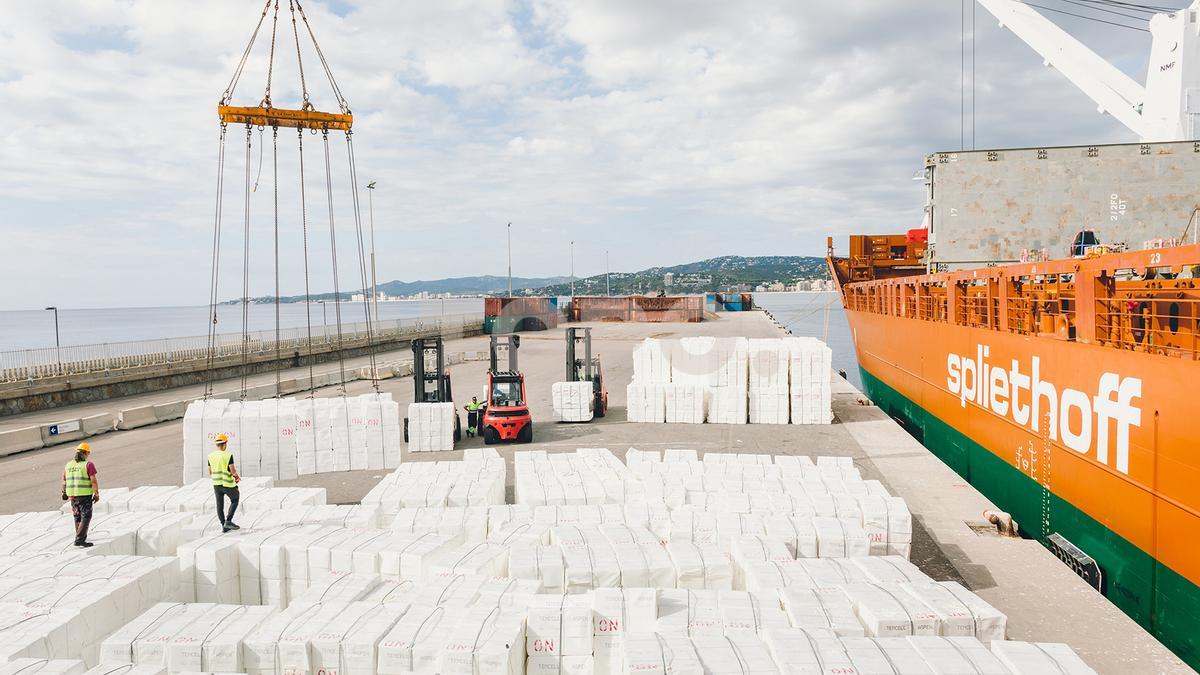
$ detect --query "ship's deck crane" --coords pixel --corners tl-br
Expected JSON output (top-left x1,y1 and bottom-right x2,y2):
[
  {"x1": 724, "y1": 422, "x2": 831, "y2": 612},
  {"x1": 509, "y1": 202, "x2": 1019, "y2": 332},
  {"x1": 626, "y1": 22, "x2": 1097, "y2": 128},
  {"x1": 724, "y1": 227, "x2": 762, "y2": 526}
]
[{"x1": 978, "y1": 0, "x2": 1200, "y2": 141}]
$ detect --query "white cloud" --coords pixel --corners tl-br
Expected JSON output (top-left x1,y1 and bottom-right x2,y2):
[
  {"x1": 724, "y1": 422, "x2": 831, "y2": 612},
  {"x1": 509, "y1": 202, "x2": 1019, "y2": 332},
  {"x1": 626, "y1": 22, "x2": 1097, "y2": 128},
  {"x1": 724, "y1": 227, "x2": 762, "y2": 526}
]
[{"x1": 0, "y1": 0, "x2": 1163, "y2": 309}]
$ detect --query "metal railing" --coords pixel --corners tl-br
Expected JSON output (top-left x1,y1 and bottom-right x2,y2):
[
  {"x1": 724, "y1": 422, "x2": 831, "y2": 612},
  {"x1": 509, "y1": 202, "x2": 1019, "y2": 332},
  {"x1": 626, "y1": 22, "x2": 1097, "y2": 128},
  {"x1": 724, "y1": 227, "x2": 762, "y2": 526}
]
[{"x1": 0, "y1": 313, "x2": 484, "y2": 384}]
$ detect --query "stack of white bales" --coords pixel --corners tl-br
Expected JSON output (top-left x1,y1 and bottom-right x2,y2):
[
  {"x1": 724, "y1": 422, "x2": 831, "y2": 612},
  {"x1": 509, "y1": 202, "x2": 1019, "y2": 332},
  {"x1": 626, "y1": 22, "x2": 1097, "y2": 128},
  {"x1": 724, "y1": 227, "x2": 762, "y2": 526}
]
[
  {"x1": 665, "y1": 337, "x2": 719, "y2": 423},
  {"x1": 406, "y1": 401, "x2": 455, "y2": 452},
  {"x1": 0, "y1": 511, "x2": 193, "y2": 558},
  {"x1": 695, "y1": 337, "x2": 749, "y2": 424},
  {"x1": 626, "y1": 339, "x2": 669, "y2": 422},
  {"x1": 786, "y1": 336, "x2": 834, "y2": 424},
  {"x1": 748, "y1": 338, "x2": 790, "y2": 424},
  {"x1": 182, "y1": 393, "x2": 400, "y2": 483},
  {"x1": 514, "y1": 448, "x2": 640, "y2": 506},
  {"x1": 551, "y1": 381, "x2": 594, "y2": 422},
  {"x1": 361, "y1": 457, "x2": 507, "y2": 525},
  {"x1": 0, "y1": 554, "x2": 180, "y2": 664}
]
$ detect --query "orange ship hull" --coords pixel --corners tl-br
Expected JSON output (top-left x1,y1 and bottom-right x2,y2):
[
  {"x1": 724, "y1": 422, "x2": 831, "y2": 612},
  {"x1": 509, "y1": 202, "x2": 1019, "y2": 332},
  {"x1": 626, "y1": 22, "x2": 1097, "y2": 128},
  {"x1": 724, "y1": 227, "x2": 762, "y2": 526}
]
[{"x1": 832, "y1": 238, "x2": 1200, "y2": 668}]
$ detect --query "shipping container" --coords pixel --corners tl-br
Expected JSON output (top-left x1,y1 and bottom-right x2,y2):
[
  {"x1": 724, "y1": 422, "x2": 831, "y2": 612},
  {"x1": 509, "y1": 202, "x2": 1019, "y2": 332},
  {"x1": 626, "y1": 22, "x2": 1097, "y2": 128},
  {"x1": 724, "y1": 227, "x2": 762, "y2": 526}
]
[
  {"x1": 570, "y1": 296, "x2": 703, "y2": 323},
  {"x1": 484, "y1": 296, "x2": 559, "y2": 334},
  {"x1": 925, "y1": 140, "x2": 1200, "y2": 270}
]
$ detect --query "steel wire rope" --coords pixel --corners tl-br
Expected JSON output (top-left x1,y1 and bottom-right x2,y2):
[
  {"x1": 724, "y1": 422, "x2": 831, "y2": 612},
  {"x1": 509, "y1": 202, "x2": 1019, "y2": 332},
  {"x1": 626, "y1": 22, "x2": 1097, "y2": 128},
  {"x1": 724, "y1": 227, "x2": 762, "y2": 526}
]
[
  {"x1": 320, "y1": 130, "x2": 350, "y2": 395},
  {"x1": 294, "y1": 0, "x2": 350, "y2": 113},
  {"x1": 344, "y1": 132, "x2": 381, "y2": 392},
  {"x1": 1052, "y1": 0, "x2": 1159, "y2": 18},
  {"x1": 204, "y1": 125, "x2": 229, "y2": 400},
  {"x1": 240, "y1": 125, "x2": 254, "y2": 400},
  {"x1": 221, "y1": 0, "x2": 273, "y2": 105},
  {"x1": 297, "y1": 129, "x2": 318, "y2": 422},
  {"x1": 288, "y1": 0, "x2": 312, "y2": 108},
  {"x1": 273, "y1": 126, "x2": 282, "y2": 398},
  {"x1": 263, "y1": 0, "x2": 280, "y2": 108},
  {"x1": 1022, "y1": 1, "x2": 1150, "y2": 29}
]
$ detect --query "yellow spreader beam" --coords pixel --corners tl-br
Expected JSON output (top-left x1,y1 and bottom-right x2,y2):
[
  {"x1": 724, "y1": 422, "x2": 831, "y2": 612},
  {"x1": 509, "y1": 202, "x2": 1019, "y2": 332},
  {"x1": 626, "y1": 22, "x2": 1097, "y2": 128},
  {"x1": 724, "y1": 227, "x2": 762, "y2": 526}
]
[{"x1": 217, "y1": 105, "x2": 353, "y2": 131}]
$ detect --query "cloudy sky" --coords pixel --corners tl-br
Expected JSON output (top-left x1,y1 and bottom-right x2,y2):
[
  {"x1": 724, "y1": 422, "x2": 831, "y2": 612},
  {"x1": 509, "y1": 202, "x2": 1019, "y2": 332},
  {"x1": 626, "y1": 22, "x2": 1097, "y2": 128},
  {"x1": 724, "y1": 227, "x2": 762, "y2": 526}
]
[{"x1": 0, "y1": 0, "x2": 1172, "y2": 309}]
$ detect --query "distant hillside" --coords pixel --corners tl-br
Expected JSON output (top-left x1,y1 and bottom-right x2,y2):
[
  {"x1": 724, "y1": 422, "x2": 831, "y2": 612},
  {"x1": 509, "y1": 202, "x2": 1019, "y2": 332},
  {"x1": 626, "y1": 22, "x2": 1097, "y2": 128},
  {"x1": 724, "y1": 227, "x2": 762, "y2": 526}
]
[
  {"x1": 527, "y1": 256, "x2": 827, "y2": 296},
  {"x1": 234, "y1": 275, "x2": 567, "y2": 304}
]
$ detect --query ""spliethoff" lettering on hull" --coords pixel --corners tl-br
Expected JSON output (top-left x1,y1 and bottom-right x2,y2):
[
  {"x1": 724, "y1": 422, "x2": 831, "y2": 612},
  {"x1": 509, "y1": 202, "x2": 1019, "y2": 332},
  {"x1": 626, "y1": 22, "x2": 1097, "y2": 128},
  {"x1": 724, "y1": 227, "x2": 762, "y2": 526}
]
[{"x1": 946, "y1": 345, "x2": 1141, "y2": 474}]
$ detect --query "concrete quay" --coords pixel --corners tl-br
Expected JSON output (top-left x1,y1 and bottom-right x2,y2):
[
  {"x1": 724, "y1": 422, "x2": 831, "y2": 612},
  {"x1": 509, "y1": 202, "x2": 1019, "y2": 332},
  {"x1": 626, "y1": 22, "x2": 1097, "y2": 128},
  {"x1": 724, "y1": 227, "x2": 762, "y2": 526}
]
[{"x1": 0, "y1": 311, "x2": 1187, "y2": 674}]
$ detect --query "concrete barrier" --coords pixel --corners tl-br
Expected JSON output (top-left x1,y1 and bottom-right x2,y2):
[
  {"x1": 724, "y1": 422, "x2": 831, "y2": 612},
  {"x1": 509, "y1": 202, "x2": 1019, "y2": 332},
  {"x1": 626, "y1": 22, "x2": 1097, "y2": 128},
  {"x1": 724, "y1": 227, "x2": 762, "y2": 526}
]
[
  {"x1": 278, "y1": 379, "x2": 300, "y2": 395},
  {"x1": 153, "y1": 400, "x2": 189, "y2": 422},
  {"x1": 447, "y1": 353, "x2": 464, "y2": 366},
  {"x1": 0, "y1": 427, "x2": 45, "y2": 456},
  {"x1": 81, "y1": 412, "x2": 117, "y2": 436},
  {"x1": 39, "y1": 419, "x2": 85, "y2": 446},
  {"x1": 117, "y1": 405, "x2": 158, "y2": 430}
]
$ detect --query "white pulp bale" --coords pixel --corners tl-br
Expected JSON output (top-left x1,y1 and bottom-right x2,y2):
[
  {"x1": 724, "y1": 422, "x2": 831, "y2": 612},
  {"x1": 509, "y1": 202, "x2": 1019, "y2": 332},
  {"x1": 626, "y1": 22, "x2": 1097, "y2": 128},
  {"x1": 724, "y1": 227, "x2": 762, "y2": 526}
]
[
  {"x1": 625, "y1": 384, "x2": 666, "y2": 424},
  {"x1": 407, "y1": 402, "x2": 456, "y2": 453},
  {"x1": 553, "y1": 381, "x2": 595, "y2": 422},
  {"x1": 664, "y1": 385, "x2": 707, "y2": 424}
]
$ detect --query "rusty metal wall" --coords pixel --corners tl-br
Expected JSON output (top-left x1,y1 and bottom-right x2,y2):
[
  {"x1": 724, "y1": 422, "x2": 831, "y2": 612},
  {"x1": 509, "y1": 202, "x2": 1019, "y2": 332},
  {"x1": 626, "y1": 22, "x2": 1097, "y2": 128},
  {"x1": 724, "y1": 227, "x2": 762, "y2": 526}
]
[{"x1": 926, "y1": 140, "x2": 1200, "y2": 269}]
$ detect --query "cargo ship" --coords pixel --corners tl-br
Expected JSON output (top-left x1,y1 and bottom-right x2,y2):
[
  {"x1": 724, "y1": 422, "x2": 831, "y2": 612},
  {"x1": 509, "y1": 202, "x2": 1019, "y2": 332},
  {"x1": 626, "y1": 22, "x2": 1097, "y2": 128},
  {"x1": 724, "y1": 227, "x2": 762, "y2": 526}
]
[{"x1": 828, "y1": 221, "x2": 1200, "y2": 666}]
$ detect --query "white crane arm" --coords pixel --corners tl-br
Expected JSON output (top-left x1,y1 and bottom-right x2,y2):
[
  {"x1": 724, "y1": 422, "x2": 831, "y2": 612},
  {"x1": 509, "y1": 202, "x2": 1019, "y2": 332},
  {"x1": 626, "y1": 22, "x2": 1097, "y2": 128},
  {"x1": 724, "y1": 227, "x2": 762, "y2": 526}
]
[{"x1": 978, "y1": 0, "x2": 1155, "y2": 139}]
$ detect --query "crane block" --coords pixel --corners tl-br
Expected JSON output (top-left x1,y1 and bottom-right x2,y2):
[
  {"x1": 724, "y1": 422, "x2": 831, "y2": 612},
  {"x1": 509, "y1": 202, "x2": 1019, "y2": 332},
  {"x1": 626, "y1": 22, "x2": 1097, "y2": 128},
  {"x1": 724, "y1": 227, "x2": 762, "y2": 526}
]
[{"x1": 217, "y1": 105, "x2": 353, "y2": 131}]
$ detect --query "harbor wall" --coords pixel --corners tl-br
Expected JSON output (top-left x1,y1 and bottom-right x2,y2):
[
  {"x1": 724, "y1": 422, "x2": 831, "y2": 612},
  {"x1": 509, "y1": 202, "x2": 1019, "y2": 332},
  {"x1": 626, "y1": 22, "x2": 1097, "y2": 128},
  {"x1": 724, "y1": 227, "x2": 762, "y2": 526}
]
[{"x1": 0, "y1": 321, "x2": 485, "y2": 417}]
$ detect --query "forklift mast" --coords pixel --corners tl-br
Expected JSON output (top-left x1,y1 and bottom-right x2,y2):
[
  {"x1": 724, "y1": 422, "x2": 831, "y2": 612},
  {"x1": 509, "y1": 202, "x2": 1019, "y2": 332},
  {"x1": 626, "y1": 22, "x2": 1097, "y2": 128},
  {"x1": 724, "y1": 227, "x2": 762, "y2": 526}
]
[
  {"x1": 489, "y1": 334, "x2": 520, "y2": 373},
  {"x1": 566, "y1": 327, "x2": 594, "y2": 382},
  {"x1": 412, "y1": 337, "x2": 448, "y2": 402}
]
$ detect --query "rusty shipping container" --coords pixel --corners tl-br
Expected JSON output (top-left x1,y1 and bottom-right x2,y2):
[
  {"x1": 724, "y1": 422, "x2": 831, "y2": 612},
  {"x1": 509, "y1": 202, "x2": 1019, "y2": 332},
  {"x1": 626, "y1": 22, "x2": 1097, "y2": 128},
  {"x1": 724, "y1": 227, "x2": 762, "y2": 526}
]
[
  {"x1": 484, "y1": 296, "x2": 559, "y2": 333},
  {"x1": 570, "y1": 296, "x2": 703, "y2": 323}
]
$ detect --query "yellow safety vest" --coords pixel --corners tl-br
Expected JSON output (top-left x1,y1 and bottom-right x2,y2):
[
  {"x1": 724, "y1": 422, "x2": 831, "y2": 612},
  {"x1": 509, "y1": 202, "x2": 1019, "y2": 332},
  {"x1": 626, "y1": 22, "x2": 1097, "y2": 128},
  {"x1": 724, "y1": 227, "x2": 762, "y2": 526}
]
[
  {"x1": 64, "y1": 460, "x2": 93, "y2": 497},
  {"x1": 466, "y1": 402, "x2": 481, "y2": 411},
  {"x1": 208, "y1": 450, "x2": 237, "y2": 488}
]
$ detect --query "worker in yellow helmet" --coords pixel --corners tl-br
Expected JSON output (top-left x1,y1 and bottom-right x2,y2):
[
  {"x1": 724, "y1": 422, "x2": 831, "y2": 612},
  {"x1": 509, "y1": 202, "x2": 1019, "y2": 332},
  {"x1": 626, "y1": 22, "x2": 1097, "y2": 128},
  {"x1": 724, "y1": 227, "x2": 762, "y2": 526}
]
[
  {"x1": 61, "y1": 442, "x2": 99, "y2": 548},
  {"x1": 207, "y1": 434, "x2": 241, "y2": 532}
]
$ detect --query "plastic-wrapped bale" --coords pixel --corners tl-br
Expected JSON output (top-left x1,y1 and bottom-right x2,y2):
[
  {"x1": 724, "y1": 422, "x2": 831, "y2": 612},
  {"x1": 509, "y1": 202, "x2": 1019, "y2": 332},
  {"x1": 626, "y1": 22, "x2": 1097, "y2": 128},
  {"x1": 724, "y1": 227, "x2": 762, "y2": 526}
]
[
  {"x1": 707, "y1": 387, "x2": 747, "y2": 424},
  {"x1": 82, "y1": 665, "x2": 165, "y2": 675},
  {"x1": 406, "y1": 402, "x2": 455, "y2": 452},
  {"x1": 328, "y1": 397, "x2": 352, "y2": 471},
  {"x1": 622, "y1": 632, "x2": 704, "y2": 673},
  {"x1": 991, "y1": 640, "x2": 1097, "y2": 674},
  {"x1": 786, "y1": 337, "x2": 834, "y2": 425},
  {"x1": 779, "y1": 587, "x2": 866, "y2": 636},
  {"x1": 183, "y1": 399, "x2": 228, "y2": 484},
  {"x1": 165, "y1": 604, "x2": 275, "y2": 673},
  {"x1": 748, "y1": 338, "x2": 789, "y2": 391},
  {"x1": 763, "y1": 627, "x2": 855, "y2": 673},
  {"x1": 625, "y1": 384, "x2": 665, "y2": 423},
  {"x1": 591, "y1": 588, "x2": 657, "y2": 675},
  {"x1": 748, "y1": 388, "x2": 789, "y2": 424},
  {"x1": 839, "y1": 582, "x2": 946, "y2": 637},
  {"x1": 666, "y1": 541, "x2": 733, "y2": 590},
  {"x1": 631, "y1": 338, "x2": 672, "y2": 384},
  {"x1": 665, "y1": 385, "x2": 707, "y2": 424},
  {"x1": 0, "y1": 660, "x2": 87, "y2": 674},
  {"x1": 526, "y1": 594, "x2": 594, "y2": 673},
  {"x1": 693, "y1": 633, "x2": 780, "y2": 673},
  {"x1": 552, "y1": 381, "x2": 595, "y2": 422}
]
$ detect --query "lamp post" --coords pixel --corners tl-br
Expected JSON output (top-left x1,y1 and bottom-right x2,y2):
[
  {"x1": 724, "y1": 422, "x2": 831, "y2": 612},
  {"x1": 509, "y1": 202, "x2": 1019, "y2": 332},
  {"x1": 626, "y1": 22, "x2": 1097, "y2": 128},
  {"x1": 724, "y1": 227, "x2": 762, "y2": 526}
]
[
  {"x1": 317, "y1": 300, "x2": 329, "y2": 343},
  {"x1": 570, "y1": 240, "x2": 575, "y2": 298},
  {"x1": 507, "y1": 222, "x2": 512, "y2": 298},
  {"x1": 605, "y1": 250, "x2": 610, "y2": 297},
  {"x1": 44, "y1": 306, "x2": 61, "y2": 375},
  {"x1": 366, "y1": 181, "x2": 379, "y2": 326}
]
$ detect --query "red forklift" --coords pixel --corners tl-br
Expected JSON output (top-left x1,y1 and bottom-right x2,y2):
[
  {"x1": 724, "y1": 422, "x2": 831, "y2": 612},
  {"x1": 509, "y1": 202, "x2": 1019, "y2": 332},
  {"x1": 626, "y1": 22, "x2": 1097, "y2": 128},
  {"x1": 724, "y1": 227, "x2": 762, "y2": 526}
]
[
  {"x1": 480, "y1": 335, "x2": 533, "y2": 444},
  {"x1": 403, "y1": 337, "x2": 462, "y2": 444},
  {"x1": 566, "y1": 327, "x2": 607, "y2": 418}
]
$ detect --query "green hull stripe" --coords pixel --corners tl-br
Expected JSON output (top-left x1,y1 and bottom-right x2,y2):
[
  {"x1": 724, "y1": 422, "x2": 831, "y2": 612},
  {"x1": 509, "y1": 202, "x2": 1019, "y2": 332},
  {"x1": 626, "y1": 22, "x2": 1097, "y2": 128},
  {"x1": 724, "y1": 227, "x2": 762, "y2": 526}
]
[{"x1": 859, "y1": 366, "x2": 1200, "y2": 670}]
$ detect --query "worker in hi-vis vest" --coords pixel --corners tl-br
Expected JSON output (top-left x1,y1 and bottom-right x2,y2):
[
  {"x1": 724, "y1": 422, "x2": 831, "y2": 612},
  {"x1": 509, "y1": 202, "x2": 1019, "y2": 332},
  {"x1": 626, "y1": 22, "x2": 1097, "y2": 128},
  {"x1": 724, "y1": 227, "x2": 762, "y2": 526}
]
[
  {"x1": 464, "y1": 396, "x2": 482, "y2": 437},
  {"x1": 61, "y1": 442, "x2": 99, "y2": 548},
  {"x1": 207, "y1": 434, "x2": 241, "y2": 532}
]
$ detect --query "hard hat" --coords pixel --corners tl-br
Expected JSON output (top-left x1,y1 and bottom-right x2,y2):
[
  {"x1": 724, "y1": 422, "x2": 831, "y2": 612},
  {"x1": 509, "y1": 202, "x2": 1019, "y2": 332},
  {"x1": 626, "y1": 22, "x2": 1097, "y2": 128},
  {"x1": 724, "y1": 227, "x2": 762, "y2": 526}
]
[
  {"x1": 215, "y1": 434, "x2": 229, "y2": 444},
  {"x1": 76, "y1": 442, "x2": 91, "y2": 453}
]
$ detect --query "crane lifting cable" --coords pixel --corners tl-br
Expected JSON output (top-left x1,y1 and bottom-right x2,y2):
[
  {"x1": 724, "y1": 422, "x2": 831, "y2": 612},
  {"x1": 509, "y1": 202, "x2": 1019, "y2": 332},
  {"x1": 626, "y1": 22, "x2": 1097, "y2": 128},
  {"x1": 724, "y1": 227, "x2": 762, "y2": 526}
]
[{"x1": 204, "y1": 0, "x2": 381, "y2": 405}]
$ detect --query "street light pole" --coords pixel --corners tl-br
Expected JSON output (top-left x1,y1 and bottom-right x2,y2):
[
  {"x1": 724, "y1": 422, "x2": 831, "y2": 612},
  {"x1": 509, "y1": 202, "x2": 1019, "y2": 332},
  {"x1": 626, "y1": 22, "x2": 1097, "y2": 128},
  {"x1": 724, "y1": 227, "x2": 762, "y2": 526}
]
[
  {"x1": 605, "y1": 250, "x2": 610, "y2": 297},
  {"x1": 318, "y1": 300, "x2": 329, "y2": 343},
  {"x1": 44, "y1": 306, "x2": 60, "y2": 375},
  {"x1": 507, "y1": 222, "x2": 512, "y2": 298},
  {"x1": 366, "y1": 181, "x2": 379, "y2": 326},
  {"x1": 570, "y1": 240, "x2": 575, "y2": 298}
]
